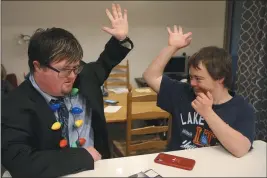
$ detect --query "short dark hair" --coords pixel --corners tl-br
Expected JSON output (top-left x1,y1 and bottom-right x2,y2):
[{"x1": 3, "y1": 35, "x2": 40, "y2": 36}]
[
  {"x1": 28, "y1": 28, "x2": 83, "y2": 72},
  {"x1": 188, "y1": 46, "x2": 232, "y2": 89}
]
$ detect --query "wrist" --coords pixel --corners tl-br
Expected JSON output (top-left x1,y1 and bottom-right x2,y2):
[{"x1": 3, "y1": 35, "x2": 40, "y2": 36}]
[
  {"x1": 116, "y1": 35, "x2": 127, "y2": 41},
  {"x1": 167, "y1": 45, "x2": 180, "y2": 54},
  {"x1": 118, "y1": 36, "x2": 129, "y2": 43},
  {"x1": 203, "y1": 108, "x2": 215, "y2": 120}
]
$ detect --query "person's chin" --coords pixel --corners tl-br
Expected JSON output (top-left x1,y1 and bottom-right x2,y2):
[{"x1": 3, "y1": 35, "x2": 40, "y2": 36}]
[
  {"x1": 63, "y1": 83, "x2": 73, "y2": 94},
  {"x1": 62, "y1": 89, "x2": 72, "y2": 95}
]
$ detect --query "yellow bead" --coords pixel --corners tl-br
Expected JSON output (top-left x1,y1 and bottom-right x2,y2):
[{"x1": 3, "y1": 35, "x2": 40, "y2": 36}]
[
  {"x1": 51, "y1": 122, "x2": 61, "y2": 130},
  {"x1": 74, "y1": 120, "x2": 83, "y2": 128}
]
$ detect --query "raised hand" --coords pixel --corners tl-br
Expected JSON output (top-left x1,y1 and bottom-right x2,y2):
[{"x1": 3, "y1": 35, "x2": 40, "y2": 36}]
[
  {"x1": 167, "y1": 25, "x2": 192, "y2": 49},
  {"x1": 102, "y1": 3, "x2": 128, "y2": 41},
  {"x1": 191, "y1": 91, "x2": 213, "y2": 118}
]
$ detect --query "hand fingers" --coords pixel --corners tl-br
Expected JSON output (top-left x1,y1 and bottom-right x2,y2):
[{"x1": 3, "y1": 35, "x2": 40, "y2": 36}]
[
  {"x1": 198, "y1": 92, "x2": 212, "y2": 101},
  {"x1": 191, "y1": 101, "x2": 196, "y2": 109},
  {"x1": 106, "y1": 9, "x2": 114, "y2": 22},
  {"x1": 197, "y1": 92, "x2": 206, "y2": 99},
  {"x1": 184, "y1": 32, "x2": 192, "y2": 39},
  {"x1": 178, "y1": 26, "x2": 183, "y2": 34},
  {"x1": 187, "y1": 37, "x2": 192, "y2": 44},
  {"x1": 112, "y1": 3, "x2": 118, "y2": 19},
  {"x1": 167, "y1": 27, "x2": 172, "y2": 34},
  {"x1": 194, "y1": 99, "x2": 201, "y2": 106},
  {"x1": 123, "y1": 9, "x2": 128, "y2": 21},
  {"x1": 191, "y1": 99, "x2": 200, "y2": 109},
  {"x1": 116, "y1": 4, "x2": 122, "y2": 18},
  {"x1": 196, "y1": 96, "x2": 203, "y2": 103},
  {"x1": 95, "y1": 149, "x2": 101, "y2": 156},
  {"x1": 206, "y1": 91, "x2": 213, "y2": 100},
  {"x1": 98, "y1": 153, "x2": 102, "y2": 160},
  {"x1": 95, "y1": 151, "x2": 102, "y2": 161},
  {"x1": 88, "y1": 147, "x2": 101, "y2": 161},
  {"x1": 173, "y1": 25, "x2": 178, "y2": 33},
  {"x1": 95, "y1": 154, "x2": 100, "y2": 161},
  {"x1": 102, "y1": 26, "x2": 114, "y2": 35}
]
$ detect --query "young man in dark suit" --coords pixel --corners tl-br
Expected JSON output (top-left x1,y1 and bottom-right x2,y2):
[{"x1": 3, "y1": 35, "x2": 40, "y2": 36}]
[{"x1": 2, "y1": 4, "x2": 133, "y2": 177}]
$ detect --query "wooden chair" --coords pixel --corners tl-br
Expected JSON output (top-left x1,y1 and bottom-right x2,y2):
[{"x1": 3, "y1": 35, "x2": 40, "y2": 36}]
[
  {"x1": 6, "y1": 73, "x2": 18, "y2": 88},
  {"x1": 112, "y1": 86, "x2": 171, "y2": 157},
  {"x1": 104, "y1": 60, "x2": 130, "y2": 89}
]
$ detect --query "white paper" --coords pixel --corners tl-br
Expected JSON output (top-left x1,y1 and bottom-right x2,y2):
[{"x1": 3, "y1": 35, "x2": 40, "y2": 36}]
[
  {"x1": 104, "y1": 106, "x2": 122, "y2": 113},
  {"x1": 135, "y1": 88, "x2": 151, "y2": 93},
  {"x1": 108, "y1": 88, "x2": 128, "y2": 94}
]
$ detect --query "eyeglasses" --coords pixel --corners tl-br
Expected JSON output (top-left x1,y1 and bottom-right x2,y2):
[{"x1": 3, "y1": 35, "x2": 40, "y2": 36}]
[{"x1": 46, "y1": 64, "x2": 84, "y2": 78}]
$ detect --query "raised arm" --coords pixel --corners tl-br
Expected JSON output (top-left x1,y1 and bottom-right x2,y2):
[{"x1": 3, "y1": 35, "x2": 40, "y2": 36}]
[
  {"x1": 92, "y1": 3, "x2": 133, "y2": 86},
  {"x1": 143, "y1": 25, "x2": 192, "y2": 93}
]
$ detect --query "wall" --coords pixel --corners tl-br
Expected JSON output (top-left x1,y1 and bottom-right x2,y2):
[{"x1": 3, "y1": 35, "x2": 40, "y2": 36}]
[{"x1": 1, "y1": 1, "x2": 226, "y2": 86}]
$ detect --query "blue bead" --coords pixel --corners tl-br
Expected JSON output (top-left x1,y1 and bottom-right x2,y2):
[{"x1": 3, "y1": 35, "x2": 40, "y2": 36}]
[
  {"x1": 200, "y1": 134, "x2": 208, "y2": 145},
  {"x1": 70, "y1": 107, "x2": 83, "y2": 114},
  {"x1": 50, "y1": 103, "x2": 60, "y2": 112}
]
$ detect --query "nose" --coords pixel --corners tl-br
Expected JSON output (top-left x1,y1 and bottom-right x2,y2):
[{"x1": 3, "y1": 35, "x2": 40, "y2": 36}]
[
  {"x1": 190, "y1": 78, "x2": 198, "y2": 87},
  {"x1": 69, "y1": 70, "x2": 76, "y2": 79}
]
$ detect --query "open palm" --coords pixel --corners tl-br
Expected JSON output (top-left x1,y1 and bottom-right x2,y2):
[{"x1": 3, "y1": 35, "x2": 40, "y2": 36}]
[
  {"x1": 102, "y1": 4, "x2": 128, "y2": 41},
  {"x1": 167, "y1": 25, "x2": 192, "y2": 49}
]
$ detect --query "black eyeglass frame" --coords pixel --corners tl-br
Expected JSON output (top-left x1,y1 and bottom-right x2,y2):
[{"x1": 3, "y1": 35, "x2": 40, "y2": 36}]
[{"x1": 45, "y1": 64, "x2": 84, "y2": 78}]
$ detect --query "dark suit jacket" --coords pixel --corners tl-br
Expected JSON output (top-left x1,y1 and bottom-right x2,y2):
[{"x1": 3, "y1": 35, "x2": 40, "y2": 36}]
[{"x1": 1, "y1": 37, "x2": 133, "y2": 177}]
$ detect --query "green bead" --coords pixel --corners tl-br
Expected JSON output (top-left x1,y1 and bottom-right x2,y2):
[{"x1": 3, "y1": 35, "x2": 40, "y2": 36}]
[
  {"x1": 71, "y1": 88, "x2": 79, "y2": 96},
  {"x1": 71, "y1": 142, "x2": 78, "y2": 148}
]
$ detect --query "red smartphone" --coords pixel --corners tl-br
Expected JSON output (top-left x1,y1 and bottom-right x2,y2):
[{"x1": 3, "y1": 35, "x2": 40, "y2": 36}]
[{"x1": 154, "y1": 153, "x2": 196, "y2": 171}]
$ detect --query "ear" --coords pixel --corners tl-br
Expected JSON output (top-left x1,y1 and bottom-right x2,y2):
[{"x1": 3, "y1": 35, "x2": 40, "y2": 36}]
[
  {"x1": 218, "y1": 77, "x2": 225, "y2": 85},
  {"x1": 33, "y1": 61, "x2": 42, "y2": 72}
]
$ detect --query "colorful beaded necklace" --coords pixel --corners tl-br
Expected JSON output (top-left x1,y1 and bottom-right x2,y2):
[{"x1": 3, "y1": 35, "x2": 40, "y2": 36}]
[{"x1": 50, "y1": 88, "x2": 86, "y2": 148}]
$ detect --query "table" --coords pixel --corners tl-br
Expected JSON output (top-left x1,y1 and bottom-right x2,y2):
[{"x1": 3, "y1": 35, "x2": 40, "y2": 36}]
[
  {"x1": 104, "y1": 88, "x2": 167, "y2": 123},
  {"x1": 66, "y1": 140, "x2": 266, "y2": 177}
]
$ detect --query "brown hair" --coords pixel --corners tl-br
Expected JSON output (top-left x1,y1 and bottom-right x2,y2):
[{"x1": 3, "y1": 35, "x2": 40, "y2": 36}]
[
  {"x1": 1, "y1": 64, "x2": 7, "y2": 80},
  {"x1": 188, "y1": 46, "x2": 232, "y2": 89},
  {"x1": 28, "y1": 28, "x2": 83, "y2": 72}
]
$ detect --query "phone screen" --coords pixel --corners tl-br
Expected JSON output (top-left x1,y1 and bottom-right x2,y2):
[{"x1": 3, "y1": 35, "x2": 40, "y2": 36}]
[
  {"x1": 104, "y1": 100, "x2": 117, "y2": 104},
  {"x1": 143, "y1": 169, "x2": 159, "y2": 178}
]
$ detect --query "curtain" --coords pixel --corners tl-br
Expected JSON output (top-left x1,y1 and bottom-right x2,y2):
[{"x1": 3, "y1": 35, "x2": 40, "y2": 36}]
[{"x1": 236, "y1": 0, "x2": 267, "y2": 141}]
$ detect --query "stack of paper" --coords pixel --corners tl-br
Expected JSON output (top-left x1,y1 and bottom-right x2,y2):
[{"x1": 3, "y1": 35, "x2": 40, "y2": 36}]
[
  {"x1": 135, "y1": 88, "x2": 151, "y2": 93},
  {"x1": 108, "y1": 88, "x2": 128, "y2": 94},
  {"x1": 104, "y1": 106, "x2": 122, "y2": 113}
]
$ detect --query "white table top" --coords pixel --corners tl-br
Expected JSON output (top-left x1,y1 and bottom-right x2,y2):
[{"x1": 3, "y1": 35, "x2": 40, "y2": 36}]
[{"x1": 66, "y1": 140, "x2": 266, "y2": 177}]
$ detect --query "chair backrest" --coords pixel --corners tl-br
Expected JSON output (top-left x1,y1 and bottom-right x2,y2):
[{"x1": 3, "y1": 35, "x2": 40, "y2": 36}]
[
  {"x1": 6, "y1": 73, "x2": 18, "y2": 88},
  {"x1": 125, "y1": 86, "x2": 171, "y2": 156},
  {"x1": 104, "y1": 60, "x2": 130, "y2": 89}
]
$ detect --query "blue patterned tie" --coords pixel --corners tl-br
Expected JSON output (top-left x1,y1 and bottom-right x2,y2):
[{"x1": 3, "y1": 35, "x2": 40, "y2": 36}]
[{"x1": 50, "y1": 98, "x2": 69, "y2": 145}]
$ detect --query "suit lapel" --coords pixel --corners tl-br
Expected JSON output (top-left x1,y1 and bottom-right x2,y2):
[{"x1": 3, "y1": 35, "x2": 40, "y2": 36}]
[
  {"x1": 75, "y1": 72, "x2": 102, "y2": 114},
  {"x1": 76, "y1": 71, "x2": 107, "y2": 133},
  {"x1": 24, "y1": 80, "x2": 62, "y2": 147}
]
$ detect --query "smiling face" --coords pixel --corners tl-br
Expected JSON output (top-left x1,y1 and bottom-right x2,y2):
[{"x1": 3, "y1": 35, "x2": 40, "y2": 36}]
[
  {"x1": 33, "y1": 59, "x2": 81, "y2": 96},
  {"x1": 187, "y1": 46, "x2": 233, "y2": 96},
  {"x1": 189, "y1": 62, "x2": 223, "y2": 95},
  {"x1": 27, "y1": 28, "x2": 84, "y2": 96}
]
